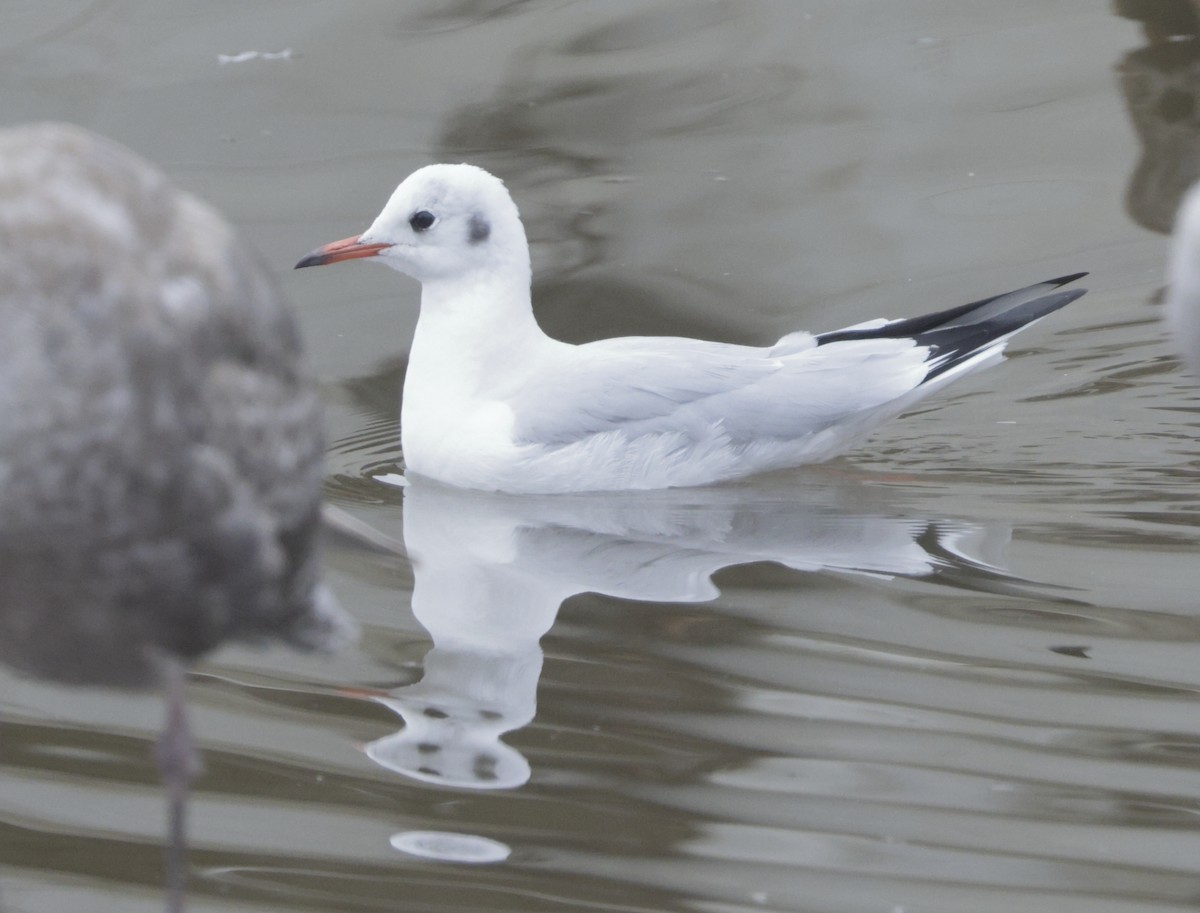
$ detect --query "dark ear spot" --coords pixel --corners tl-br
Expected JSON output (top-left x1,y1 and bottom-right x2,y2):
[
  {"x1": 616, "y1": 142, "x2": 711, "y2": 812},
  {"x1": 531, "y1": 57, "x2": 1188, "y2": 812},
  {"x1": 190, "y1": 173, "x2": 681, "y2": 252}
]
[{"x1": 468, "y1": 213, "x2": 490, "y2": 244}]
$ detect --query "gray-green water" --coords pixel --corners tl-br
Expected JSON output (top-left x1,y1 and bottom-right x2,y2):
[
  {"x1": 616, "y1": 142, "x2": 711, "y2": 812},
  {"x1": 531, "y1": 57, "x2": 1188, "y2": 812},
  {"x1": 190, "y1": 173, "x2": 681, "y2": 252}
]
[{"x1": 4, "y1": 2, "x2": 1200, "y2": 911}]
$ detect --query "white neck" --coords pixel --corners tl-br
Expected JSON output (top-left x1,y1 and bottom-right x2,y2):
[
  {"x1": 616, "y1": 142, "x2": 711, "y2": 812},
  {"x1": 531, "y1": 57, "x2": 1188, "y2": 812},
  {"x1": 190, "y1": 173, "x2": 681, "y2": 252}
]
[
  {"x1": 408, "y1": 263, "x2": 550, "y2": 396},
  {"x1": 400, "y1": 258, "x2": 568, "y2": 485},
  {"x1": 400, "y1": 262, "x2": 563, "y2": 480}
]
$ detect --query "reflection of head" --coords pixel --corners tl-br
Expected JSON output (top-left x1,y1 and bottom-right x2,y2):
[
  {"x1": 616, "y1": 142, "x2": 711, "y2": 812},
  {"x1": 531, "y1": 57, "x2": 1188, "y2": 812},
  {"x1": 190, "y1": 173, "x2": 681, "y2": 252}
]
[
  {"x1": 363, "y1": 644, "x2": 540, "y2": 790},
  {"x1": 390, "y1": 830, "x2": 511, "y2": 863}
]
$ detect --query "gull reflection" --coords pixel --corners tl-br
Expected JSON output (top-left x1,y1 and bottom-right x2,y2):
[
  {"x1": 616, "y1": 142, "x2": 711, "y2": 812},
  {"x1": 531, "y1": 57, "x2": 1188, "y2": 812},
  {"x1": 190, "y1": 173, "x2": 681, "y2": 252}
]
[
  {"x1": 353, "y1": 474, "x2": 1011, "y2": 791},
  {"x1": 1117, "y1": 0, "x2": 1200, "y2": 233}
]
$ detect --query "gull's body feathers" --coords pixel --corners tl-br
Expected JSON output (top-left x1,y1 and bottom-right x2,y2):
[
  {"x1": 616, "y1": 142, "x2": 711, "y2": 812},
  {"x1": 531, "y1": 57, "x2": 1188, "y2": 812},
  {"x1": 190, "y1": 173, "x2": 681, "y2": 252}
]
[{"x1": 298, "y1": 164, "x2": 1085, "y2": 493}]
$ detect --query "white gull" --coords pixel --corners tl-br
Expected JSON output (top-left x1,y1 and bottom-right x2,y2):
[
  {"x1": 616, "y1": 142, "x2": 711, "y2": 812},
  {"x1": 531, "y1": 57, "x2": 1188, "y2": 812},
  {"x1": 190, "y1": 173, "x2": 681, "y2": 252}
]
[
  {"x1": 297, "y1": 163, "x2": 1085, "y2": 493},
  {"x1": 1168, "y1": 183, "x2": 1200, "y2": 375}
]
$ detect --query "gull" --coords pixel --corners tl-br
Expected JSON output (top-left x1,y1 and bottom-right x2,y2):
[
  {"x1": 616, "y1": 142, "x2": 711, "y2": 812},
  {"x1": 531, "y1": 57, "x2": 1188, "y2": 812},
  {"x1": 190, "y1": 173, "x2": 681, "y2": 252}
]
[
  {"x1": 1168, "y1": 183, "x2": 1200, "y2": 375},
  {"x1": 297, "y1": 163, "x2": 1085, "y2": 492},
  {"x1": 0, "y1": 122, "x2": 352, "y2": 911}
]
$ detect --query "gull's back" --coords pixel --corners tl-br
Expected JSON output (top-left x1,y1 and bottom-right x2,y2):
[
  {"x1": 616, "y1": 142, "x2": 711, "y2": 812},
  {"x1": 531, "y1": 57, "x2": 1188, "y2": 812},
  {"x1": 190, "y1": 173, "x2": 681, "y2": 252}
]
[{"x1": 495, "y1": 278, "x2": 1084, "y2": 493}]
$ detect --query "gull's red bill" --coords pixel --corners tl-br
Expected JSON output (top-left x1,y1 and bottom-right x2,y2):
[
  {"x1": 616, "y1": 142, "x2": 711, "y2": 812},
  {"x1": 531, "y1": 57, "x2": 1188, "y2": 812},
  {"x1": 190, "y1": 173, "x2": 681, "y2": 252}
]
[{"x1": 294, "y1": 235, "x2": 391, "y2": 269}]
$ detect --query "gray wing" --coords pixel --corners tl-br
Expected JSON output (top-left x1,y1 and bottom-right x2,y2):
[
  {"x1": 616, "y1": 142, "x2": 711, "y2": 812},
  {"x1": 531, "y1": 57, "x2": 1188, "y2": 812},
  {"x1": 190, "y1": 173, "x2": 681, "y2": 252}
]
[
  {"x1": 510, "y1": 333, "x2": 932, "y2": 448},
  {"x1": 510, "y1": 336, "x2": 782, "y2": 445},
  {"x1": 508, "y1": 273, "x2": 1087, "y2": 452}
]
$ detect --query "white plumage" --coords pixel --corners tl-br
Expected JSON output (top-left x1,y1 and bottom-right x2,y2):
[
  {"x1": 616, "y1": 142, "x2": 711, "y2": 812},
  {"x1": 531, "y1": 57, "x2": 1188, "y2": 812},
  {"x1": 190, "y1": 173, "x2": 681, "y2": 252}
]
[
  {"x1": 1168, "y1": 183, "x2": 1200, "y2": 375},
  {"x1": 298, "y1": 163, "x2": 1084, "y2": 492}
]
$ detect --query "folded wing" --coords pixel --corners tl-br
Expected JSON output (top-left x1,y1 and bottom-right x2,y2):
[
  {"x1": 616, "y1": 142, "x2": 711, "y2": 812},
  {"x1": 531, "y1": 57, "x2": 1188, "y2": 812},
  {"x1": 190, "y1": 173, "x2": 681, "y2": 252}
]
[{"x1": 511, "y1": 274, "x2": 1086, "y2": 451}]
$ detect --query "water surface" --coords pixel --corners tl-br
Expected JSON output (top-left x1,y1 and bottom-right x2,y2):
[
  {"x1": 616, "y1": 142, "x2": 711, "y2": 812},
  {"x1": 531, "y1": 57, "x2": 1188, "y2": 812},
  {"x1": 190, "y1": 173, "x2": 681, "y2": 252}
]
[{"x1": 3, "y1": 2, "x2": 1199, "y2": 911}]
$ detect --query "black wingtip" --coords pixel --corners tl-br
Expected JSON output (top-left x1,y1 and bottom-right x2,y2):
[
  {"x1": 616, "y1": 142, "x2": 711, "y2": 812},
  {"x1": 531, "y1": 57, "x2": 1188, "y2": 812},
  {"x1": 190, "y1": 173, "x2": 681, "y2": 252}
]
[
  {"x1": 1048, "y1": 272, "x2": 1088, "y2": 287},
  {"x1": 917, "y1": 286, "x2": 1084, "y2": 382}
]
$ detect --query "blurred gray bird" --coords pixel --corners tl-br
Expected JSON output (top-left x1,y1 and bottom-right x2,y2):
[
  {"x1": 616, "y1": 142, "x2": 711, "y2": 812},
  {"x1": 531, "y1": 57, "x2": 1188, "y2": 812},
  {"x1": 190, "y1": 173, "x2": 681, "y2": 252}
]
[{"x1": 0, "y1": 122, "x2": 352, "y2": 911}]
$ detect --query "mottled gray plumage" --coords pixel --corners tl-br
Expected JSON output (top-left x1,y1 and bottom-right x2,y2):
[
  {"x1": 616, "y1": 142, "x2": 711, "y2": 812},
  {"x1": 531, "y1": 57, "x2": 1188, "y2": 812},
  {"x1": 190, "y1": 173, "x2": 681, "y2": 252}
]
[{"x1": 0, "y1": 122, "x2": 347, "y2": 689}]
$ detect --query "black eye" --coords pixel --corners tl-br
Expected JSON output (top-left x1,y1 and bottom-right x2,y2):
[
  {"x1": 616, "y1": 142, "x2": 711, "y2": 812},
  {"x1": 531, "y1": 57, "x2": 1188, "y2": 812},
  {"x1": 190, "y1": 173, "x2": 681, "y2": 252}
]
[{"x1": 409, "y1": 210, "x2": 435, "y2": 231}]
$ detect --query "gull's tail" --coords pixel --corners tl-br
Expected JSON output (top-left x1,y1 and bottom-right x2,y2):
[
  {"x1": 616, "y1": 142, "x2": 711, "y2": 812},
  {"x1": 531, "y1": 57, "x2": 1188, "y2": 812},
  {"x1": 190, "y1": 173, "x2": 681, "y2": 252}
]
[{"x1": 816, "y1": 273, "x2": 1087, "y2": 382}]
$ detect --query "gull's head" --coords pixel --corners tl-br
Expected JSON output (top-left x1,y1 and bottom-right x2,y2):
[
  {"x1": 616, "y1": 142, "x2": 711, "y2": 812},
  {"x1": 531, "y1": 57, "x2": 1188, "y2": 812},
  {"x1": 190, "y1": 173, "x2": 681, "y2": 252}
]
[{"x1": 295, "y1": 163, "x2": 528, "y2": 284}]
